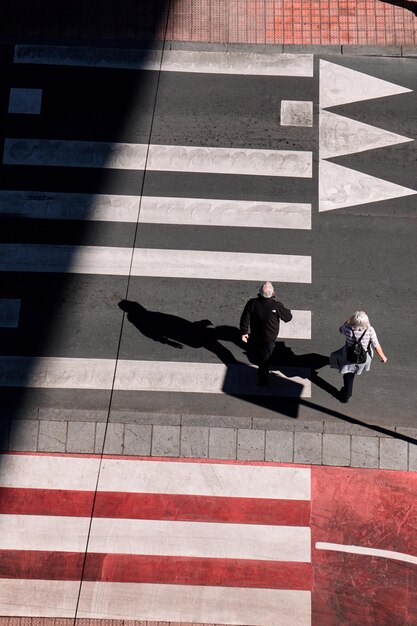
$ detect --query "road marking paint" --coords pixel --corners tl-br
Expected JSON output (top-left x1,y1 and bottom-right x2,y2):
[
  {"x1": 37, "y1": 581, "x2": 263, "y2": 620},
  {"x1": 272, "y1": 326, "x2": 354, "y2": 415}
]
[
  {"x1": 0, "y1": 579, "x2": 80, "y2": 617},
  {"x1": 280, "y1": 100, "x2": 313, "y2": 127},
  {"x1": 0, "y1": 244, "x2": 311, "y2": 282},
  {"x1": 3, "y1": 139, "x2": 148, "y2": 170},
  {"x1": 0, "y1": 550, "x2": 313, "y2": 590},
  {"x1": 316, "y1": 542, "x2": 417, "y2": 565},
  {"x1": 139, "y1": 196, "x2": 312, "y2": 229},
  {"x1": 89, "y1": 518, "x2": 311, "y2": 561},
  {"x1": 0, "y1": 487, "x2": 311, "y2": 524},
  {"x1": 0, "y1": 299, "x2": 21, "y2": 328},
  {"x1": 0, "y1": 514, "x2": 90, "y2": 552},
  {"x1": 0, "y1": 192, "x2": 311, "y2": 228},
  {"x1": 320, "y1": 59, "x2": 412, "y2": 109},
  {"x1": 0, "y1": 356, "x2": 311, "y2": 396},
  {"x1": 0, "y1": 454, "x2": 100, "y2": 491},
  {"x1": 280, "y1": 309, "x2": 311, "y2": 339},
  {"x1": 146, "y1": 144, "x2": 312, "y2": 177},
  {"x1": 8, "y1": 88, "x2": 42, "y2": 114},
  {"x1": 77, "y1": 581, "x2": 312, "y2": 625},
  {"x1": 114, "y1": 360, "x2": 311, "y2": 396},
  {"x1": 3, "y1": 139, "x2": 313, "y2": 177},
  {"x1": 0, "y1": 454, "x2": 311, "y2": 500},
  {"x1": 0, "y1": 355, "x2": 116, "y2": 388},
  {"x1": 0, "y1": 579, "x2": 311, "y2": 624},
  {"x1": 0, "y1": 245, "x2": 133, "y2": 275},
  {"x1": 319, "y1": 160, "x2": 417, "y2": 212},
  {"x1": 14, "y1": 45, "x2": 314, "y2": 77},
  {"x1": 0, "y1": 190, "x2": 140, "y2": 222},
  {"x1": 98, "y1": 459, "x2": 311, "y2": 500},
  {"x1": 0, "y1": 514, "x2": 310, "y2": 561},
  {"x1": 320, "y1": 110, "x2": 413, "y2": 160},
  {"x1": 131, "y1": 249, "x2": 312, "y2": 282}
]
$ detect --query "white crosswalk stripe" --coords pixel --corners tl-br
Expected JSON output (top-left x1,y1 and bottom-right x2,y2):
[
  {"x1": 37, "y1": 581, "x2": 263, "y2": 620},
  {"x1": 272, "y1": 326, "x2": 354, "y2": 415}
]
[
  {"x1": 4, "y1": 139, "x2": 313, "y2": 177},
  {"x1": 0, "y1": 357, "x2": 311, "y2": 397},
  {"x1": 14, "y1": 45, "x2": 314, "y2": 77}
]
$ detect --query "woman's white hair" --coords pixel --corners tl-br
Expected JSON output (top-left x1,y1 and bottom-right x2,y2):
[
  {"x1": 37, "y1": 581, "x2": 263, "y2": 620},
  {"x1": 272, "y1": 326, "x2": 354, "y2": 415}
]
[{"x1": 348, "y1": 310, "x2": 370, "y2": 329}]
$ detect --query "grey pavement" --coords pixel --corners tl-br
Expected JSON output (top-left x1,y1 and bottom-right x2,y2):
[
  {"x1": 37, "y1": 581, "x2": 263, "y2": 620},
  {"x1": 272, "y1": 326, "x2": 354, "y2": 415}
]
[{"x1": 2, "y1": 411, "x2": 416, "y2": 471}]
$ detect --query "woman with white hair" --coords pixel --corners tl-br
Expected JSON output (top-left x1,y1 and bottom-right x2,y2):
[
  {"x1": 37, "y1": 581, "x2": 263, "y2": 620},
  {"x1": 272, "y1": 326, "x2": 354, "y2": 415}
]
[{"x1": 330, "y1": 310, "x2": 388, "y2": 403}]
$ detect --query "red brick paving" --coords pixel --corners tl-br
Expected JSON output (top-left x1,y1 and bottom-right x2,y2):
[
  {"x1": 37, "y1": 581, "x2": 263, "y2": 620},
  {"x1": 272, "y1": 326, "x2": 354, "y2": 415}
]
[
  {"x1": 1, "y1": 0, "x2": 417, "y2": 46},
  {"x1": 163, "y1": 0, "x2": 417, "y2": 46}
]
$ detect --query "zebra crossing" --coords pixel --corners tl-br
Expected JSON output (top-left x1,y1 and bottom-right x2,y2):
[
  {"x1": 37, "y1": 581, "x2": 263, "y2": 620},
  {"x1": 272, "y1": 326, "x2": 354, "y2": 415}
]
[
  {"x1": 1, "y1": 46, "x2": 415, "y2": 413},
  {"x1": 0, "y1": 46, "x2": 315, "y2": 407}
]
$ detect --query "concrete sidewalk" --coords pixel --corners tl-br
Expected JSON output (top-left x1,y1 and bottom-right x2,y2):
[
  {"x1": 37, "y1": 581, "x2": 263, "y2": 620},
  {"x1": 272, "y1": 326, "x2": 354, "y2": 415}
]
[{"x1": 2, "y1": 409, "x2": 416, "y2": 471}]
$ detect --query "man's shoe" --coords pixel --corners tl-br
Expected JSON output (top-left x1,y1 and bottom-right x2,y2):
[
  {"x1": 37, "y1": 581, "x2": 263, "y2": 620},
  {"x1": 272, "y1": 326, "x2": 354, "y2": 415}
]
[
  {"x1": 257, "y1": 375, "x2": 269, "y2": 387},
  {"x1": 339, "y1": 387, "x2": 349, "y2": 403}
]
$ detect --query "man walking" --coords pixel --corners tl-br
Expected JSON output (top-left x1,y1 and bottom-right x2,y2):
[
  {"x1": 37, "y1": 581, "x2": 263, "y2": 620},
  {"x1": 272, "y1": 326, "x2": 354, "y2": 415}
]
[{"x1": 240, "y1": 282, "x2": 293, "y2": 385}]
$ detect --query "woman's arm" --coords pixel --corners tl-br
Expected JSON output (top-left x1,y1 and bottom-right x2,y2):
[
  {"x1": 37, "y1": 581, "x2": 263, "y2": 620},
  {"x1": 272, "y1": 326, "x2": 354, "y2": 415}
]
[{"x1": 375, "y1": 345, "x2": 388, "y2": 363}]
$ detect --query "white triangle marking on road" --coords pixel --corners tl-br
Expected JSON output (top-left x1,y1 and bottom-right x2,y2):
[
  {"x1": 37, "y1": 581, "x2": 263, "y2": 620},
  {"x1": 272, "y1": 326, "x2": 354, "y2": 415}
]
[
  {"x1": 320, "y1": 110, "x2": 413, "y2": 159},
  {"x1": 319, "y1": 160, "x2": 417, "y2": 212},
  {"x1": 320, "y1": 60, "x2": 412, "y2": 109}
]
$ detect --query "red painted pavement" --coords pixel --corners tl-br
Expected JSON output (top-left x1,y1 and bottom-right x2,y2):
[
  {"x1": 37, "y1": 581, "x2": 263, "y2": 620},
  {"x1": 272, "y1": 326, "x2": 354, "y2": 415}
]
[
  {"x1": 1, "y1": 454, "x2": 417, "y2": 625},
  {"x1": 311, "y1": 467, "x2": 417, "y2": 625}
]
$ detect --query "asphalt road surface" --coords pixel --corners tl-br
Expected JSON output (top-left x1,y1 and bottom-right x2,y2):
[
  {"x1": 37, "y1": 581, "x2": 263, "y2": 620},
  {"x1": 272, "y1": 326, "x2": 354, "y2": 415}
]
[{"x1": 0, "y1": 45, "x2": 416, "y2": 427}]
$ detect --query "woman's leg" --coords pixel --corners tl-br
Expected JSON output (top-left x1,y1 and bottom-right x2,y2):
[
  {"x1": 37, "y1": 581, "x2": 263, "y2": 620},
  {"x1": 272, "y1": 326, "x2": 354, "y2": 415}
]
[{"x1": 341, "y1": 372, "x2": 355, "y2": 402}]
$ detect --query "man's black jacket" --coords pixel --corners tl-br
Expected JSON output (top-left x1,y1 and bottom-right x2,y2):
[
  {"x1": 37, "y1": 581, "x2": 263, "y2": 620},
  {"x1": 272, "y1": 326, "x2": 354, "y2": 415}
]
[{"x1": 239, "y1": 296, "x2": 293, "y2": 343}]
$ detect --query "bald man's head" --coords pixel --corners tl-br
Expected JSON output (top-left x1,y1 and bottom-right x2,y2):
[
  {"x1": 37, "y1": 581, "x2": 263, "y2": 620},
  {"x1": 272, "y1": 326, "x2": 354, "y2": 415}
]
[{"x1": 258, "y1": 282, "x2": 274, "y2": 298}]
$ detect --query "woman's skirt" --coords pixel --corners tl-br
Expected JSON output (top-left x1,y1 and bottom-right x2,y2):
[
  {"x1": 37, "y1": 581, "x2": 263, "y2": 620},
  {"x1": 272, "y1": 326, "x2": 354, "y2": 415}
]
[{"x1": 330, "y1": 344, "x2": 372, "y2": 375}]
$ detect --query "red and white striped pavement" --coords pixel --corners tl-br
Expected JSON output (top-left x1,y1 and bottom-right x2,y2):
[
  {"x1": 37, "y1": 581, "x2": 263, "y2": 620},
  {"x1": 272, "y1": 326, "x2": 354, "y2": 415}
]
[{"x1": 0, "y1": 453, "x2": 416, "y2": 625}]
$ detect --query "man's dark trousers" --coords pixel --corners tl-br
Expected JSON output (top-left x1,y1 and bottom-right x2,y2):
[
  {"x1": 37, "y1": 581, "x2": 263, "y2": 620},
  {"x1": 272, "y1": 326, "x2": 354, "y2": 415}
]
[{"x1": 249, "y1": 337, "x2": 275, "y2": 383}]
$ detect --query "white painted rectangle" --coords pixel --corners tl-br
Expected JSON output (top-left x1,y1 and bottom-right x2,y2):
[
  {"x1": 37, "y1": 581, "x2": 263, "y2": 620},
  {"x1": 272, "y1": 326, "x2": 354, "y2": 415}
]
[
  {"x1": 280, "y1": 309, "x2": 311, "y2": 339},
  {"x1": 0, "y1": 514, "x2": 309, "y2": 561},
  {"x1": 0, "y1": 454, "x2": 100, "y2": 491},
  {"x1": 0, "y1": 579, "x2": 311, "y2": 624},
  {"x1": 139, "y1": 196, "x2": 312, "y2": 229},
  {"x1": 115, "y1": 360, "x2": 311, "y2": 397},
  {"x1": 0, "y1": 244, "x2": 133, "y2": 275},
  {"x1": 0, "y1": 356, "x2": 116, "y2": 389},
  {"x1": 0, "y1": 453, "x2": 310, "y2": 500},
  {"x1": 14, "y1": 44, "x2": 314, "y2": 77},
  {"x1": 0, "y1": 514, "x2": 90, "y2": 552},
  {"x1": 99, "y1": 459, "x2": 311, "y2": 500},
  {"x1": 0, "y1": 244, "x2": 311, "y2": 282},
  {"x1": 0, "y1": 190, "x2": 311, "y2": 228},
  {"x1": 78, "y1": 581, "x2": 312, "y2": 625},
  {"x1": 0, "y1": 190, "x2": 140, "y2": 222},
  {"x1": 3, "y1": 139, "x2": 148, "y2": 170},
  {"x1": 87, "y1": 518, "x2": 311, "y2": 561},
  {"x1": 146, "y1": 144, "x2": 312, "y2": 177},
  {"x1": 8, "y1": 88, "x2": 42, "y2": 114},
  {"x1": 0, "y1": 357, "x2": 311, "y2": 397},
  {"x1": 0, "y1": 579, "x2": 80, "y2": 618},
  {"x1": 131, "y1": 249, "x2": 312, "y2": 282},
  {"x1": 3, "y1": 139, "x2": 312, "y2": 178},
  {"x1": 0, "y1": 299, "x2": 21, "y2": 327},
  {"x1": 160, "y1": 50, "x2": 314, "y2": 77}
]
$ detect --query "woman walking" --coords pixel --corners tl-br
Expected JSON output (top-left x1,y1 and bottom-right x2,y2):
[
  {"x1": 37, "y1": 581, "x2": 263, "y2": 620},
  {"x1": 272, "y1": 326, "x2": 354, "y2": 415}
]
[{"x1": 330, "y1": 311, "x2": 388, "y2": 403}]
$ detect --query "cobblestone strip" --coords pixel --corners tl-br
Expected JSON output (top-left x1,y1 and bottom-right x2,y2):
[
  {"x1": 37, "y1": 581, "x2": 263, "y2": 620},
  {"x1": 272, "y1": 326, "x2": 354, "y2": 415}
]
[{"x1": 2, "y1": 415, "x2": 415, "y2": 470}]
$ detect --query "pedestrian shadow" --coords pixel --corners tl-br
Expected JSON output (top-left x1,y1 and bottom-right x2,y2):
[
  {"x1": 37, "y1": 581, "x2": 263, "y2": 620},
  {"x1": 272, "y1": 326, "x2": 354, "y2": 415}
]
[
  {"x1": 379, "y1": 0, "x2": 417, "y2": 14},
  {"x1": 216, "y1": 333, "x2": 338, "y2": 399},
  {"x1": 119, "y1": 302, "x2": 336, "y2": 418},
  {"x1": 118, "y1": 300, "x2": 238, "y2": 365}
]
